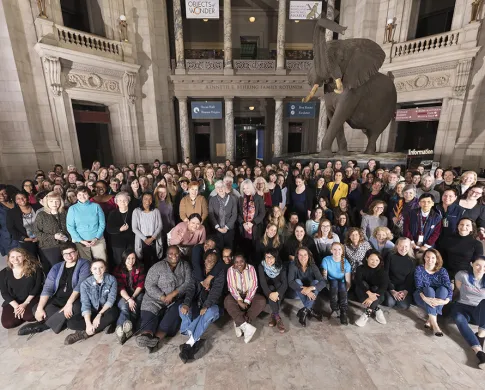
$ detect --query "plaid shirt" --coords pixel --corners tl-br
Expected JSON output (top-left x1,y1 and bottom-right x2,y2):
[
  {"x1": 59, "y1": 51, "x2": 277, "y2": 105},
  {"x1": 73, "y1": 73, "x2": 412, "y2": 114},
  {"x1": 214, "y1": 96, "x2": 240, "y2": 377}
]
[{"x1": 113, "y1": 265, "x2": 146, "y2": 295}]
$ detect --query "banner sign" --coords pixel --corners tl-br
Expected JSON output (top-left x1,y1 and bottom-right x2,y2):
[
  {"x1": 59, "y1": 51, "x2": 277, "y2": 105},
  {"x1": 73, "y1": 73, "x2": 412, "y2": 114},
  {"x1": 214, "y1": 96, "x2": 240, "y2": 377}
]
[
  {"x1": 185, "y1": 0, "x2": 219, "y2": 19},
  {"x1": 289, "y1": 1, "x2": 322, "y2": 20},
  {"x1": 395, "y1": 107, "x2": 441, "y2": 122},
  {"x1": 191, "y1": 101, "x2": 222, "y2": 119},
  {"x1": 406, "y1": 149, "x2": 435, "y2": 170},
  {"x1": 287, "y1": 102, "x2": 316, "y2": 118}
]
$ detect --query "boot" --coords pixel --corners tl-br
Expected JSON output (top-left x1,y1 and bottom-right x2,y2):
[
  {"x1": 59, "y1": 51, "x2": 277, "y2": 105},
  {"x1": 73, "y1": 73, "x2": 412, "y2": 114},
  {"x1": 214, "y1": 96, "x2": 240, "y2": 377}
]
[
  {"x1": 18, "y1": 321, "x2": 49, "y2": 336},
  {"x1": 309, "y1": 308, "x2": 323, "y2": 322},
  {"x1": 299, "y1": 308, "x2": 309, "y2": 327},
  {"x1": 340, "y1": 310, "x2": 349, "y2": 326},
  {"x1": 179, "y1": 344, "x2": 192, "y2": 364},
  {"x1": 477, "y1": 350, "x2": 485, "y2": 370},
  {"x1": 64, "y1": 330, "x2": 89, "y2": 345}
]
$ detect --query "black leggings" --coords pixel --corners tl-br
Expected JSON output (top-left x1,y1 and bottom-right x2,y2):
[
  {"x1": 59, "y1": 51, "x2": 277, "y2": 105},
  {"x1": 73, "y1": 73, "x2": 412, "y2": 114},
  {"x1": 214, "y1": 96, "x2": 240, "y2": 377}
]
[{"x1": 67, "y1": 306, "x2": 119, "y2": 332}]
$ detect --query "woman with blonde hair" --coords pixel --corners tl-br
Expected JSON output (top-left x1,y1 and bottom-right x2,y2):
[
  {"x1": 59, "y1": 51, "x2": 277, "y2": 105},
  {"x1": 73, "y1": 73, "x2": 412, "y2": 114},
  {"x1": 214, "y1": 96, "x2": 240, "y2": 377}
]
[
  {"x1": 164, "y1": 173, "x2": 178, "y2": 198},
  {"x1": 458, "y1": 170, "x2": 478, "y2": 197},
  {"x1": 0, "y1": 248, "x2": 43, "y2": 329},
  {"x1": 254, "y1": 176, "x2": 272, "y2": 209},
  {"x1": 314, "y1": 219, "x2": 340, "y2": 258},
  {"x1": 267, "y1": 206, "x2": 286, "y2": 236},
  {"x1": 34, "y1": 191, "x2": 70, "y2": 272},
  {"x1": 255, "y1": 223, "x2": 282, "y2": 264},
  {"x1": 369, "y1": 226, "x2": 394, "y2": 257}
]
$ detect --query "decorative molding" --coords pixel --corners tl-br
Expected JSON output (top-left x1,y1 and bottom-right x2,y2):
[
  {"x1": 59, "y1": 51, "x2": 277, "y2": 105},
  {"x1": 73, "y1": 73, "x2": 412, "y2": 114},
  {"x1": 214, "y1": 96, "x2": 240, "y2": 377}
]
[
  {"x1": 395, "y1": 74, "x2": 451, "y2": 92},
  {"x1": 185, "y1": 59, "x2": 224, "y2": 73},
  {"x1": 68, "y1": 62, "x2": 125, "y2": 78},
  {"x1": 67, "y1": 72, "x2": 121, "y2": 93},
  {"x1": 233, "y1": 60, "x2": 276, "y2": 72},
  {"x1": 389, "y1": 62, "x2": 457, "y2": 78},
  {"x1": 286, "y1": 60, "x2": 313, "y2": 72},
  {"x1": 454, "y1": 59, "x2": 473, "y2": 96},
  {"x1": 42, "y1": 56, "x2": 62, "y2": 96},
  {"x1": 123, "y1": 72, "x2": 137, "y2": 103}
]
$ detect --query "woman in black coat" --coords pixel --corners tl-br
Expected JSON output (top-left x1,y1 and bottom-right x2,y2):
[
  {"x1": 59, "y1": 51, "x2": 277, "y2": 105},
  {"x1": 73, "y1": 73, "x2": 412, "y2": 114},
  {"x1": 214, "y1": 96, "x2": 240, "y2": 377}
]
[
  {"x1": 238, "y1": 179, "x2": 266, "y2": 263},
  {"x1": 282, "y1": 224, "x2": 318, "y2": 265},
  {"x1": 7, "y1": 192, "x2": 42, "y2": 257}
]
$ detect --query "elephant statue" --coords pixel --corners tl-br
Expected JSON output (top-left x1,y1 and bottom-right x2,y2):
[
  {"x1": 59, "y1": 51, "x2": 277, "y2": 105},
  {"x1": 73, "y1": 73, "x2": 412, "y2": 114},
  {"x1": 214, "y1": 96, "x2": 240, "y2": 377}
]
[{"x1": 303, "y1": 18, "x2": 397, "y2": 157}]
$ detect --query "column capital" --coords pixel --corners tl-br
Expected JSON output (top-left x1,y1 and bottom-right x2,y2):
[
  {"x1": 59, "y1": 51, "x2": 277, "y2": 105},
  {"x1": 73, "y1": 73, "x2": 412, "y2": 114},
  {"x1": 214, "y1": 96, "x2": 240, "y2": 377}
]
[
  {"x1": 224, "y1": 96, "x2": 235, "y2": 101},
  {"x1": 274, "y1": 97, "x2": 285, "y2": 103},
  {"x1": 178, "y1": 97, "x2": 188, "y2": 102}
]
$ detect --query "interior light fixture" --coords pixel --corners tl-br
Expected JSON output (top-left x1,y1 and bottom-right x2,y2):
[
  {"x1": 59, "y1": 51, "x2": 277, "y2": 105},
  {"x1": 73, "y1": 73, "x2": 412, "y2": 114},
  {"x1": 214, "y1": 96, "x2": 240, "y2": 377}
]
[
  {"x1": 203, "y1": 19, "x2": 208, "y2": 22},
  {"x1": 295, "y1": 20, "x2": 300, "y2": 23},
  {"x1": 249, "y1": 16, "x2": 256, "y2": 22},
  {"x1": 249, "y1": 106, "x2": 255, "y2": 111}
]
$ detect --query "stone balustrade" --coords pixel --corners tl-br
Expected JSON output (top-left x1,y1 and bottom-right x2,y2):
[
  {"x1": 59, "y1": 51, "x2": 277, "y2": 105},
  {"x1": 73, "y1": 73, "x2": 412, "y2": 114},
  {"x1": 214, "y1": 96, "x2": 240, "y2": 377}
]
[
  {"x1": 233, "y1": 60, "x2": 276, "y2": 74},
  {"x1": 286, "y1": 60, "x2": 313, "y2": 74},
  {"x1": 391, "y1": 29, "x2": 462, "y2": 59},
  {"x1": 185, "y1": 59, "x2": 224, "y2": 74}
]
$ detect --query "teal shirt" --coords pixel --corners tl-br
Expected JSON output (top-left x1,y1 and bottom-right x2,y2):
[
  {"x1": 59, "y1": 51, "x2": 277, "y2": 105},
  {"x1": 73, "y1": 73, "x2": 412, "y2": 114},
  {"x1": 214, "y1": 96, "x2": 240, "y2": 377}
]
[
  {"x1": 321, "y1": 256, "x2": 351, "y2": 281},
  {"x1": 66, "y1": 201, "x2": 106, "y2": 242}
]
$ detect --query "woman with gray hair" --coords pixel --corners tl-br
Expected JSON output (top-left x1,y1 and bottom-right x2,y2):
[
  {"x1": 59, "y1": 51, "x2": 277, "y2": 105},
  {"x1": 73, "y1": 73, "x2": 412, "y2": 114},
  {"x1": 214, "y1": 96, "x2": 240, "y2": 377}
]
[
  {"x1": 107, "y1": 191, "x2": 135, "y2": 266},
  {"x1": 33, "y1": 191, "x2": 70, "y2": 272},
  {"x1": 237, "y1": 179, "x2": 265, "y2": 263},
  {"x1": 209, "y1": 180, "x2": 238, "y2": 250},
  {"x1": 416, "y1": 174, "x2": 440, "y2": 203},
  {"x1": 390, "y1": 184, "x2": 419, "y2": 237}
]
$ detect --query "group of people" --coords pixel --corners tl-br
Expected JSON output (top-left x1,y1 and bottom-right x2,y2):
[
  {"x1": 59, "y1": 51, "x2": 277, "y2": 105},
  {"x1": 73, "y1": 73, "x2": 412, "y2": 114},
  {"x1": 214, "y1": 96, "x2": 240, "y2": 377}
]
[{"x1": 1, "y1": 157, "x2": 485, "y2": 369}]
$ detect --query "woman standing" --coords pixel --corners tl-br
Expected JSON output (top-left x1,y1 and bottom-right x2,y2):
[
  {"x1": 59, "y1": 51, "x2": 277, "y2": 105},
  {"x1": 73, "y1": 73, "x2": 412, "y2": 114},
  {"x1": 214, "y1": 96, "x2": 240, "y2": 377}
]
[
  {"x1": 317, "y1": 197, "x2": 334, "y2": 223},
  {"x1": 327, "y1": 171, "x2": 349, "y2": 208},
  {"x1": 288, "y1": 247, "x2": 326, "y2": 327},
  {"x1": 179, "y1": 181, "x2": 208, "y2": 224},
  {"x1": 344, "y1": 228, "x2": 372, "y2": 274},
  {"x1": 0, "y1": 248, "x2": 43, "y2": 329},
  {"x1": 155, "y1": 185, "x2": 175, "y2": 237},
  {"x1": 276, "y1": 175, "x2": 288, "y2": 213},
  {"x1": 305, "y1": 207, "x2": 324, "y2": 236},
  {"x1": 459, "y1": 184, "x2": 485, "y2": 228},
  {"x1": 0, "y1": 185, "x2": 17, "y2": 256},
  {"x1": 7, "y1": 192, "x2": 42, "y2": 256},
  {"x1": 238, "y1": 180, "x2": 265, "y2": 260},
  {"x1": 354, "y1": 250, "x2": 389, "y2": 327},
  {"x1": 22, "y1": 180, "x2": 38, "y2": 205},
  {"x1": 333, "y1": 213, "x2": 350, "y2": 243},
  {"x1": 33, "y1": 191, "x2": 69, "y2": 272},
  {"x1": 267, "y1": 206, "x2": 286, "y2": 238},
  {"x1": 282, "y1": 224, "x2": 318, "y2": 264},
  {"x1": 254, "y1": 177, "x2": 272, "y2": 209},
  {"x1": 416, "y1": 175, "x2": 440, "y2": 203},
  {"x1": 458, "y1": 170, "x2": 478, "y2": 197},
  {"x1": 90, "y1": 180, "x2": 116, "y2": 217},
  {"x1": 361, "y1": 200, "x2": 388, "y2": 241},
  {"x1": 203, "y1": 167, "x2": 216, "y2": 198},
  {"x1": 267, "y1": 171, "x2": 283, "y2": 209},
  {"x1": 314, "y1": 177, "x2": 331, "y2": 208},
  {"x1": 314, "y1": 219, "x2": 340, "y2": 258},
  {"x1": 64, "y1": 259, "x2": 119, "y2": 345},
  {"x1": 288, "y1": 175, "x2": 314, "y2": 223},
  {"x1": 413, "y1": 249, "x2": 452, "y2": 337},
  {"x1": 451, "y1": 256, "x2": 485, "y2": 369},
  {"x1": 132, "y1": 192, "x2": 163, "y2": 271},
  {"x1": 391, "y1": 184, "x2": 419, "y2": 237},
  {"x1": 258, "y1": 249, "x2": 287, "y2": 333},
  {"x1": 254, "y1": 223, "x2": 282, "y2": 264},
  {"x1": 107, "y1": 192, "x2": 135, "y2": 266}
]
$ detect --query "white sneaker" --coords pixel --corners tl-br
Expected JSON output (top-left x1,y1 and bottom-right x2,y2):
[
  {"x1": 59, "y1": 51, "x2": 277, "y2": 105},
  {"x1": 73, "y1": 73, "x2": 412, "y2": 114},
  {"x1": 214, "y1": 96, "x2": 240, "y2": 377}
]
[
  {"x1": 355, "y1": 311, "x2": 370, "y2": 327},
  {"x1": 242, "y1": 323, "x2": 256, "y2": 344},
  {"x1": 375, "y1": 309, "x2": 387, "y2": 325},
  {"x1": 234, "y1": 322, "x2": 243, "y2": 338}
]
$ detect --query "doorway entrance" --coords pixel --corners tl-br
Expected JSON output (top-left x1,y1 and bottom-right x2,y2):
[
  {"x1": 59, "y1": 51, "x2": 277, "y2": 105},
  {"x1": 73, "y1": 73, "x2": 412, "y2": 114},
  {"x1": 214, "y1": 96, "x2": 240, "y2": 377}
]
[
  {"x1": 72, "y1": 102, "x2": 113, "y2": 169},
  {"x1": 288, "y1": 123, "x2": 303, "y2": 153},
  {"x1": 235, "y1": 117, "x2": 265, "y2": 162},
  {"x1": 194, "y1": 122, "x2": 211, "y2": 162}
]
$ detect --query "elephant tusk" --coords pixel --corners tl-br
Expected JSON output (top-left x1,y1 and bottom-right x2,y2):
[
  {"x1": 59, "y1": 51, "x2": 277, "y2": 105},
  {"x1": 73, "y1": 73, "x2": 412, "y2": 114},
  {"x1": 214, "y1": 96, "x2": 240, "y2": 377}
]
[
  {"x1": 334, "y1": 78, "x2": 344, "y2": 94},
  {"x1": 302, "y1": 84, "x2": 319, "y2": 102}
]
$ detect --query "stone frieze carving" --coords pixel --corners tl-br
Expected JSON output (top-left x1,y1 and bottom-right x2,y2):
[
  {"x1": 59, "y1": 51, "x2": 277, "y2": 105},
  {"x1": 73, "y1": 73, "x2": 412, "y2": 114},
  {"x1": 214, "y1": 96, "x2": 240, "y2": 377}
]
[
  {"x1": 395, "y1": 74, "x2": 451, "y2": 92},
  {"x1": 67, "y1": 73, "x2": 121, "y2": 93},
  {"x1": 123, "y1": 72, "x2": 137, "y2": 103},
  {"x1": 42, "y1": 56, "x2": 62, "y2": 96}
]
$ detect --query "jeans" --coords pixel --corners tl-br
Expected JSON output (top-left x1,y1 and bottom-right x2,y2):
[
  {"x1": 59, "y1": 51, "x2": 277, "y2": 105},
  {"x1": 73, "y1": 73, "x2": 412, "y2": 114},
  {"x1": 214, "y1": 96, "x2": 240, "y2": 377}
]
[
  {"x1": 383, "y1": 290, "x2": 412, "y2": 309},
  {"x1": 451, "y1": 300, "x2": 485, "y2": 348},
  {"x1": 328, "y1": 279, "x2": 348, "y2": 312},
  {"x1": 116, "y1": 294, "x2": 144, "y2": 326},
  {"x1": 413, "y1": 286, "x2": 448, "y2": 316},
  {"x1": 355, "y1": 282, "x2": 385, "y2": 311},
  {"x1": 293, "y1": 279, "x2": 320, "y2": 309},
  {"x1": 179, "y1": 304, "x2": 220, "y2": 342}
]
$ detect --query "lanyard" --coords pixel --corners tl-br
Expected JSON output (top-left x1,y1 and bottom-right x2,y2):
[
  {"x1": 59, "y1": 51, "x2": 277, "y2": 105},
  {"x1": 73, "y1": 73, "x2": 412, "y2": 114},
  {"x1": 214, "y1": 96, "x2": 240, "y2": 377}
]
[{"x1": 419, "y1": 213, "x2": 429, "y2": 235}]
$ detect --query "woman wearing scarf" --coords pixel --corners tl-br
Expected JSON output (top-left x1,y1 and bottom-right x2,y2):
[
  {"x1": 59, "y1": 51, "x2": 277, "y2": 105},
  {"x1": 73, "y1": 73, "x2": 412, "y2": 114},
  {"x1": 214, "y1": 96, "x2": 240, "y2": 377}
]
[
  {"x1": 208, "y1": 181, "x2": 238, "y2": 250},
  {"x1": 258, "y1": 248, "x2": 287, "y2": 333},
  {"x1": 237, "y1": 180, "x2": 265, "y2": 263}
]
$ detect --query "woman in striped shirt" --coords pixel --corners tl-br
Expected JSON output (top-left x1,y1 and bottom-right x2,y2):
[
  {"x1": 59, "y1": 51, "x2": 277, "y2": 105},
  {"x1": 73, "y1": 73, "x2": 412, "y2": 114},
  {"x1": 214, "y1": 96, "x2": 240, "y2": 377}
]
[{"x1": 223, "y1": 254, "x2": 266, "y2": 344}]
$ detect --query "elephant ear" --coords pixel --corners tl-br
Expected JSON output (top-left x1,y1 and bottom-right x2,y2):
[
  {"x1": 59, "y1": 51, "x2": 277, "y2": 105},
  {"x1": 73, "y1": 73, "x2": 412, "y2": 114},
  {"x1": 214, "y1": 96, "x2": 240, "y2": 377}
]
[{"x1": 342, "y1": 40, "x2": 386, "y2": 89}]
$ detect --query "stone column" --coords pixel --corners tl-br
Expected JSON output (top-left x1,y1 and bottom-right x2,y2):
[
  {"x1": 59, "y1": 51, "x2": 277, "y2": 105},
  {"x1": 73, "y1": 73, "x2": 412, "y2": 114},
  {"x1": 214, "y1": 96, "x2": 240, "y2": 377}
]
[
  {"x1": 223, "y1": 0, "x2": 233, "y2": 74},
  {"x1": 178, "y1": 98, "x2": 190, "y2": 160},
  {"x1": 274, "y1": 98, "x2": 284, "y2": 157},
  {"x1": 225, "y1": 98, "x2": 234, "y2": 161},
  {"x1": 326, "y1": 0, "x2": 335, "y2": 41},
  {"x1": 276, "y1": 0, "x2": 287, "y2": 74},
  {"x1": 317, "y1": 98, "x2": 327, "y2": 152},
  {"x1": 173, "y1": 0, "x2": 185, "y2": 74}
]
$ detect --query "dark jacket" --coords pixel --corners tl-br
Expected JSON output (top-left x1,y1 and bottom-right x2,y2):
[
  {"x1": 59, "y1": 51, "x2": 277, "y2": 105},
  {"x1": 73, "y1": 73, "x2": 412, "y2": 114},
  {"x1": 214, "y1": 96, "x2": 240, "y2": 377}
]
[
  {"x1": 355, "y1": 264, "x2": 389, "y2": 297},
  {"x1": 33, "y1": 210, "x2": 70, "y2": 249},
  {"x1": 106, "y1": 208, "x2": 135, "y2": 248},
  {"x1": 183, "y1": 265, "x2": 225, "y2": 309},
  {"x1": 208, "y1": 193, "x2": 238, "y2": 230},
  {"x1": 191, "y1": 244, "x2": 225, "y2": 282},
  {"x1": 7, "y1": 203, "x2": 42, "y2": 241},
  {"x1": 282, "y1": 235, "x2": 318, "y2": 264},
  {"x1": 404, "y1": 208, "x2": 442, "y2": 247},
  {"x1": 237, "y1": 194, "x2": 266, "y2": 239},
  {"x1": 384, "y1": 252, "x2": 415, "y2": 292},
  {"x1": 435, "y1": 203, "x2": 465, "y2": 239},
  {"x1": 258, "y1": 263, "x2": 287, "y2": 298},
  {"x1": 288, "y1": 261, "x2": 326, "y2": 291}
]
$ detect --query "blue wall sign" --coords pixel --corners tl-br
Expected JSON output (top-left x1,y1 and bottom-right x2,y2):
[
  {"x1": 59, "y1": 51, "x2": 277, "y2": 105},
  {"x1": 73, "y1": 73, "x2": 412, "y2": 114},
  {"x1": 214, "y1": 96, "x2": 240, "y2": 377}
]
[
  {"x1": 191, "y1": 101, "x2": 223, "y2": 119},
  {"x1": 286, "y1": 102, "x2": 316, "y2": 118}
]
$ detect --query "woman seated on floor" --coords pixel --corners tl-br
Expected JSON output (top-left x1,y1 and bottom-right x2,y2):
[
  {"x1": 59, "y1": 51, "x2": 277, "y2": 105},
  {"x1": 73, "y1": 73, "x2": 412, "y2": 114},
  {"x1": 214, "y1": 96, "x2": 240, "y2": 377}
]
[
  {"x1": 451, "y1": 255, "x2": 485, "y2": 369},
  {"x1": 258, "y1": 248, "x2": 287, "y2": 333},
  {"x1": 136, "y1": 245, "x2": 192, "y2": 352},
  {"x1": 113, "y1": 249, "x2": 145, "y2": 344},
  {"x1": 354, "y1": 250, "x2": 389, "y2": 327},
  {"x1": 64, "y1": 259, "x2": 119, "y2": 345},
  {"x1": 224, "y1": 253, "x2": 266, "y2": 344},
  {"x1": 288, "y1": 247, "x2": 326, "y2": 327},
  {"x1": 0, "y1": 248, "x2": 43, "y2": 330},
  {"x1": 413, "y1": 249, "x2": 452, "y2": 337}
]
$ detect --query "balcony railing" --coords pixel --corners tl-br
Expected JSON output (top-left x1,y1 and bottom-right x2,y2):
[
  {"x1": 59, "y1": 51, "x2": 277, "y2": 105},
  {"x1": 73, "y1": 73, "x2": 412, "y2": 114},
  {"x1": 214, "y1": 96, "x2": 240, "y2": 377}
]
[
  {"x1": 55, "y1": 25, "x2": 123, "y2": 60},
  {"x1": 185, "y1": 59, "x2": 224, "y2": 74},
  {"x1": 233, "y1": 60, "x2": 276, "y2": 74},
  {"x1": 391, "y1": 29, "x2": 462, "y2": 59},
  {"x1": 286, "y1": 60, "x2": 313, "y2": 74}
]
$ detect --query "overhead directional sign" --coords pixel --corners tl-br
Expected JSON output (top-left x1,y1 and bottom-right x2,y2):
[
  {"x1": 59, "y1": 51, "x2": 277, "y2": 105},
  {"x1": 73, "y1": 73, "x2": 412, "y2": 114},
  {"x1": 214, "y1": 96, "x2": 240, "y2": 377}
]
[
  {"x1": 191, "y1": 101, "x2": 222, "y2": 119},
  {"x1": 287, "y1": 102, "x2": 316, "y2": 118}
]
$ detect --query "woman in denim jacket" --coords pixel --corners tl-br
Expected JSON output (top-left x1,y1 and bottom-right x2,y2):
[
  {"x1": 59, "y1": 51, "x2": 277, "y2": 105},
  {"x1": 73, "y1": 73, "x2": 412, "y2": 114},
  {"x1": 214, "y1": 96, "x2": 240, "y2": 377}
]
[{"x1": 64, "y1": 259, "x2": 118, "y2": 345}]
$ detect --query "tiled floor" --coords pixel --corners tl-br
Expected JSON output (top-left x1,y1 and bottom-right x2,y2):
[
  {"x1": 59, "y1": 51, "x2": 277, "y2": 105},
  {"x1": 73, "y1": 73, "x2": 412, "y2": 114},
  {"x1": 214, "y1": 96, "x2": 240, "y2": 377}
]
[{"x1": 0, "y1": 294, "x2": 484, "y2": 390}]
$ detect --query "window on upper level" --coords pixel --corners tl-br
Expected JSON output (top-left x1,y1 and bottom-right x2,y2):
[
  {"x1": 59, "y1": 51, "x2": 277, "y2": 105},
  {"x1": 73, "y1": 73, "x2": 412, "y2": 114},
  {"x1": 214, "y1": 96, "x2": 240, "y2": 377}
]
[
  {"x1": 61, "y1": 0, "x2": 105, "y2": 37},
  {"x1": 411, "y1": 0, "x2": 455, "y2": 39}
]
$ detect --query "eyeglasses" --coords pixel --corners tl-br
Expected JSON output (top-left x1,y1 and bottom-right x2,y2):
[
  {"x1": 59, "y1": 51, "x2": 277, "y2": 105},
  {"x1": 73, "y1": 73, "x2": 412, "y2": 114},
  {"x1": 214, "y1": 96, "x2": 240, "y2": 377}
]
[
  {"x1": 470, "y1": 191, "x2": 483, "y2": 196},
  {"x1": 62, "y1": 251, "x2": 77, "y2": 257}
]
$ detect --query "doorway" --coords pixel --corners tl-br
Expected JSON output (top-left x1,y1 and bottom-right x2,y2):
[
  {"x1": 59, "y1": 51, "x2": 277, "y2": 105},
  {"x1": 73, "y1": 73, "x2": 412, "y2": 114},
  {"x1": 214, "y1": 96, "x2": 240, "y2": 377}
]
[
  {"x1": 194, "y1": 122, "x2": 211, "y2": 162},
  {"x1": 288, "y1": 123, "x2": 303, "y2": 153},
  {"x1": 72, "y1": 102, "x2": 113, "y2": 169},
  {"x1": 235, "y1": 117, "x2": 265, "y2": 162}
]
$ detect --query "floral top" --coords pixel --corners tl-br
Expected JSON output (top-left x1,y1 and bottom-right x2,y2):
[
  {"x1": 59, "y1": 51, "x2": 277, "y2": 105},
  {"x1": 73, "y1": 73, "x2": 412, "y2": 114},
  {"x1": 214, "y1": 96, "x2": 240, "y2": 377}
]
[{"x1": 414, "y1": 265, "x2": 453, "y2": 300}]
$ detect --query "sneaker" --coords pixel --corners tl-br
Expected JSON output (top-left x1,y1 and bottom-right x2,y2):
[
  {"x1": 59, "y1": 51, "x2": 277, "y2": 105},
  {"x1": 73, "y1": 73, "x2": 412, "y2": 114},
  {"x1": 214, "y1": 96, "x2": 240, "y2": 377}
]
[
  {"x1": 355, "y1": 311, "x2": 370, "y2": 327},
  {"x1": 268, "y1": 314, "x2": 276, "y2": 327},
  {"x1": 477, "y1": 351, "x2": 485, "y2": 370},
  {"x1": 18, "y1": 321, "x2": 49, "y2": 336},
  {"x1": 136, "y1": 333, "x2": 159, "y2": 348},
  {"x1": 115, "y1": 325, "x2": 126, "y2": 344},
  {"x1": 234, "y1": 322, "x2": 243, "y2": 338},
  {"x1": 241, "y1": 322, "x2": 256, "y2": 344},
  {"x1": 192, "y1": 339, "x2": 207, "y2": 360},
  {"x1": 123, "y1": 320, "x2": 133, "y2": 338},
  {"x1": 64, "y1": 330, "x2": 89, "y2": 345},
  {"x1": 375, "y1": 309, "x2": 387, "y2": 325},
  {"x1": 275, "y1": 316, "x2": 286, "y2": 333}
]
